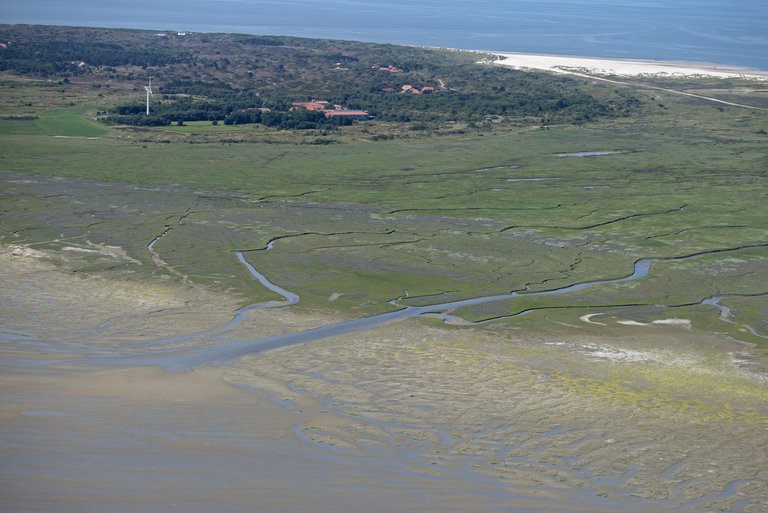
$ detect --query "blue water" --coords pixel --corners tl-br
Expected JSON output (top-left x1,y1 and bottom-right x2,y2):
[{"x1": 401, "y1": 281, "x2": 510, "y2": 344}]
[{"x1": 3, "y1": 1, "x2": 767, "y2": 69}]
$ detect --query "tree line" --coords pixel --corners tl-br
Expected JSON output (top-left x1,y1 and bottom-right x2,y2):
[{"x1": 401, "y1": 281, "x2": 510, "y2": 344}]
[{"x1": 0, "y1": 40, "x2": 187, "y2": 76}]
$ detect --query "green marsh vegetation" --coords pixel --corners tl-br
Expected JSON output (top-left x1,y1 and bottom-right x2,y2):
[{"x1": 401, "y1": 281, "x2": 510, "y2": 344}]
[{"x1": 0, "y1": 25, "x2": 766, "y2": 345}]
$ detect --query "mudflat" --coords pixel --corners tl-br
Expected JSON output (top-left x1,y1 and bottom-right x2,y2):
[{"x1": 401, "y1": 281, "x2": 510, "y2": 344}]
[{"x1": 2, "y1": 243, "x2": 767, "y2": 513}]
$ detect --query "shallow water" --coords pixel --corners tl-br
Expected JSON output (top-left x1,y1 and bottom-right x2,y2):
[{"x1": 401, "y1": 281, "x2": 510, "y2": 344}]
[
  {"x1": 506, "y1": 177, "x2": 562, "y2": 182},
  {"x1": 556, "y1": 151, "x2": 625, "y2": 157},
  {"x1": 4, "y1": 369, "x2": 558, "y2": 513}
]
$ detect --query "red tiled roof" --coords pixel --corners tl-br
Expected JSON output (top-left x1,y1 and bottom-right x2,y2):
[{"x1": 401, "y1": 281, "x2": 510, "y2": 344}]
[{"x1": 291, "y1": 100, "x2": 329, "y2": 111}]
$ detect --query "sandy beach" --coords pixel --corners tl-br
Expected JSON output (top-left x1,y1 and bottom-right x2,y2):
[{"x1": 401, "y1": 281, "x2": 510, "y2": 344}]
[{"x1": 489, "y1": 51, "x2": 768, "y2": 80}]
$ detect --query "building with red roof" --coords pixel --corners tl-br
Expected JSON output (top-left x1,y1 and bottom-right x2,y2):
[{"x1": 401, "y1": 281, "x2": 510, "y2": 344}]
[{"x1": 324, "y1": 109, "x2": 369, "y2": 120}]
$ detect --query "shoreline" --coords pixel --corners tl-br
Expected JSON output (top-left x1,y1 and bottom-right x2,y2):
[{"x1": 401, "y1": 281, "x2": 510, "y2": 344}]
[
  {"x1": 4, "y1": 21, "x2": 768, "y2": 79},
  {"x1": 4, "y1": 20, "x2": 768, "y2": 79},
  {"x1": 483, "y1": 50, "x2": 768, "y2": 80}
]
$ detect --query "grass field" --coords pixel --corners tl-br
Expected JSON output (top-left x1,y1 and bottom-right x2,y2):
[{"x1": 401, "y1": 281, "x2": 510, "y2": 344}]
[{"x1": 33, "y1": 105, "x2": 109, "y2": 137}]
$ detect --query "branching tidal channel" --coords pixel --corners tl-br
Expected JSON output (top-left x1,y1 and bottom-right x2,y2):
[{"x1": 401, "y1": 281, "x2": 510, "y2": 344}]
[{"x1": 56, "y1": 240, "x2": 765, "y2": 371}]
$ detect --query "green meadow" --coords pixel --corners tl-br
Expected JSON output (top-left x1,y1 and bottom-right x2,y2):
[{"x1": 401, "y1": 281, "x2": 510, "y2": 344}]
[{"x1": 33, "y1": 105, "x2": 108, "y2": 137}]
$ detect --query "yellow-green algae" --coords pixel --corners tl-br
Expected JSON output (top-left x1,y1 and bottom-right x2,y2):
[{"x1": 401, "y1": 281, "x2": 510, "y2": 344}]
[{"x1": 556, "y1": 359, "x2": 768, "y2": 424}]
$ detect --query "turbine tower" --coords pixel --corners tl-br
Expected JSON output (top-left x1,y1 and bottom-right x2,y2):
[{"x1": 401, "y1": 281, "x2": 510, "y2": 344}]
[{"x1": 144, "y1": 77, "x2": 153, "y2": 115}]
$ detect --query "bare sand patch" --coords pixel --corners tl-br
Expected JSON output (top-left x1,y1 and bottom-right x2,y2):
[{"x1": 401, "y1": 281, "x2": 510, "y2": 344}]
[
  {"x1": 1, "y1": 243, "x2": 346, "y2": 350},
  {"x1": 490, "y1": 52, "x2": 768, "y2": 80},
  {"x1": 617, "y1": 319, "x2": 650, "y2": 326},
  {"x1": 653, "y1": 318, "x2": 693, "y2": 328},
  {"x1": 1, "y1": 244, "x2": 243, "y2": 344},
  {"x1": 579, "y1": 312, "x2": 606, "y2": 325},
  {"x1": 61, "y1": 241, "x2": 142, "y2": 264}
]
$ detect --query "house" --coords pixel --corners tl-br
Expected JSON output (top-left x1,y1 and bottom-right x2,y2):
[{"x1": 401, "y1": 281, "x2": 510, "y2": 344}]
[
  {"x1": 291, "y1": 99, "x2": 368, "y2": 120},
  {"x1": 290, "y1": 100, "x2": 330, "y2": 111},
  {"x1": 324, "y1": 109, "x2": 369, "y2": 120},
  {"x1": 375, "y1": 65, "x2": 404, "y2": 73},
  {"x1": 401, "y1": 85, "x2": 436, "y2": 94}
]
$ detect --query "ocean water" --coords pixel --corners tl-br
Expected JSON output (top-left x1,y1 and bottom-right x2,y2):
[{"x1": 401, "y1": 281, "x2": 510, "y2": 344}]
[{"x1": 3, "y1": 0, "x2": 767, "y2": 69}]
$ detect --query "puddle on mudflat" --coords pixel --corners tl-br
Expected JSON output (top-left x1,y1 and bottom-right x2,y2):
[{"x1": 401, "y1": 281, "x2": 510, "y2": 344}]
[
  {"x1": 506, "y1": 177, "x2": 562, "y2": 182},
  {"x1": 556, "y1": 151, "x2": 626, "y2": 157}
]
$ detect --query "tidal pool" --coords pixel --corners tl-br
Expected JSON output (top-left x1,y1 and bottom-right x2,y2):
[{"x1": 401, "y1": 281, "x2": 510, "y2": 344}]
[{"x1": 556, "y1": 151, "x2": 626, "y2": 157}]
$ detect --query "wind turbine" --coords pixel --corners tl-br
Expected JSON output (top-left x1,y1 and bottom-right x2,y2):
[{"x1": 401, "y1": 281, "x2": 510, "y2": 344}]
[{"x1": 144, "y1": 77, "x2": 153, "y2": 115}]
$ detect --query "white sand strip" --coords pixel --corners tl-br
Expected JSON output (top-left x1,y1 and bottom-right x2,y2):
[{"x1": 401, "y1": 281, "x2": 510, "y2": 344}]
[
  {"x1": 579, "y1": 313, "x2": 606, "y2": 326},
  {"x1": 652, "y1": 318, "x2": 692, "y2": 328},
  {"x1": 617, "y1": 320, "x2": 650, "y2": 327},
  {"x1": 488, "y1": 52, "x2": 768, "y2": 80}
]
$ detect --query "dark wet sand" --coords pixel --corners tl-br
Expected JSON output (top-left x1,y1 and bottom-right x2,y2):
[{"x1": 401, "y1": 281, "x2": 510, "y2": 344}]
[{"x1": 3, "y1": 367, "x2": 540, "y2": 513}]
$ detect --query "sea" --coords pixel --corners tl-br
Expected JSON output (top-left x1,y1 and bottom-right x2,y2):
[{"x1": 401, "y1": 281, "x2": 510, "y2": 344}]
[{"x1": 3, "y1": 0, "x2": 767, "y2": 70}]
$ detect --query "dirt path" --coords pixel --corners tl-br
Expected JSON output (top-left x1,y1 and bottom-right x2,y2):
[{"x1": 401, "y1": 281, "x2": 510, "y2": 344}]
[{"x1": 549, "y1": 67, "x2": 768, "y2": 111}]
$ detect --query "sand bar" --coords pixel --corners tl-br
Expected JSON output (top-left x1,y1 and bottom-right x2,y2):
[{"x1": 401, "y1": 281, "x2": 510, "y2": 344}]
[{"x1": 489, "y1": 51, "x2": 768, "y2": 80}]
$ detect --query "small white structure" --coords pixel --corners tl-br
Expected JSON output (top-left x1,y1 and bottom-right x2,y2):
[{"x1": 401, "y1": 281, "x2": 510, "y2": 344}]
[{"x1": 144, "y1": 78, "x2": 153, "y2": 115}]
